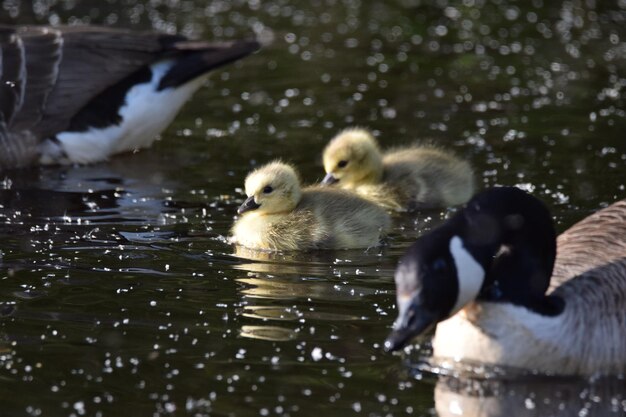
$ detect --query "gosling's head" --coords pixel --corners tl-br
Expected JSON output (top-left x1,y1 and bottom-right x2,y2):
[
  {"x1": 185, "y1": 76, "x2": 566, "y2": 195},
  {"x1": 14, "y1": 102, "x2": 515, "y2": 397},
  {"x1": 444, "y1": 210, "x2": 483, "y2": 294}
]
[
  {"x1": 322, "y1": 127, "x2": 384, "y2": 187},
  {"x1": 238, "y1": 162, "x2": 302, "y2": 215}
]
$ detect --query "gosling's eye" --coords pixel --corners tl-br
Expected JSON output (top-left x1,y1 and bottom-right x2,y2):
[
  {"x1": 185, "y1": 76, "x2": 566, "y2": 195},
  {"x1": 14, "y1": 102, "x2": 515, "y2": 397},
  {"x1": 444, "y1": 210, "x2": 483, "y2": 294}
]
[
  {"x1": 262, "y1": 185, "x2": 273, "y2": 194},
  {"x1": 337, "y1": 160, "x2": 348, "y2": 168}
]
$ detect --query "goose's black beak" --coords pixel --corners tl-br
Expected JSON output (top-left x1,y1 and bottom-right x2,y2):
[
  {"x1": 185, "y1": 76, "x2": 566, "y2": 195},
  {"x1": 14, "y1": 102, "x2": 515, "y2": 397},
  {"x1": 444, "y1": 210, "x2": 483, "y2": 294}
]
[
  {"x1": 384, "y1": 294, "x2": 438, "y2": 352},
  {"x1": 237, "y1": 196, "x2": 261, "y2": 214},
  {"x1": 321, "y1": 173, "x2": 339, "y2": 185}
]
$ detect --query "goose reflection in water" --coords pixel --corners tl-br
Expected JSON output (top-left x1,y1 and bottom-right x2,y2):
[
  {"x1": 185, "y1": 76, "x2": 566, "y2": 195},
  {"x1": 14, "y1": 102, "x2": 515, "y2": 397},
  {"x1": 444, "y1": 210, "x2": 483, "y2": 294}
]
[
  {"x1": 434, "y1": 375, "x2": 626, "y2": 417},
  {"x1": 0, "y1": 152, "x2": 181, "y2": 223}
]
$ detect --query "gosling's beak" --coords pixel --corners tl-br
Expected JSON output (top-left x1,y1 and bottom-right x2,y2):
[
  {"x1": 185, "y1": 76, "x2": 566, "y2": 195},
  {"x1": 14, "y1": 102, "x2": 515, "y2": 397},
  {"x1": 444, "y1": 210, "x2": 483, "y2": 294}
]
[
  {"x1": 384, "y1": 293, "x2": 438, "y2": 352},
  {"x1": 321, "y1": 173, "x2": 339, "y2": 185},
  {"x1": 237, "y1": 196, "x2": 261, "y2": 214}
]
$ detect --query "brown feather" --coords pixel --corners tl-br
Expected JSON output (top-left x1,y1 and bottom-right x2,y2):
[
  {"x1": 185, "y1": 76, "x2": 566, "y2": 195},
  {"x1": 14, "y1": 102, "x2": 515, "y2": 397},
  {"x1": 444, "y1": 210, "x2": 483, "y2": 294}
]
[
  {"x1": 550, "y1": 199, "x2": 626, "y2": 291},
  {"x1": 0, "y1": 26, "x2": 25, "y2": 125},
  {"x1": 10, "y1": 26, "x2": 62, "y2": 130},
  {"x1": 31, "y1": 27, "x2": 183, "y2": 137},
  {"x1": 0, "y1": 27, "x2": 40, "y2": 168},
  {"x1": 0, "y1": 25, "x2": 259, "y2": 170}
]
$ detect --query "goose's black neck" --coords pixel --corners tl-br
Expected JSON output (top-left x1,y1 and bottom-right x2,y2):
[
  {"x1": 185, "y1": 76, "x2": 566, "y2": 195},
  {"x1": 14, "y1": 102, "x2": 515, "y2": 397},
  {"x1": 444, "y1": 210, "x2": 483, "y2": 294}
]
[{"x1": 454, "y1": 187, "x2": 564, "y2": 316}]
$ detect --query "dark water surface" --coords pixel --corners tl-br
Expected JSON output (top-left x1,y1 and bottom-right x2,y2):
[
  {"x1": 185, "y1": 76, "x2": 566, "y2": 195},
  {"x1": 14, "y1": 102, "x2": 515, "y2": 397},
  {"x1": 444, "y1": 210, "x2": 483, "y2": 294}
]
[{"x1": 1, "y1": 1, "x2": 625, "y2": 416}]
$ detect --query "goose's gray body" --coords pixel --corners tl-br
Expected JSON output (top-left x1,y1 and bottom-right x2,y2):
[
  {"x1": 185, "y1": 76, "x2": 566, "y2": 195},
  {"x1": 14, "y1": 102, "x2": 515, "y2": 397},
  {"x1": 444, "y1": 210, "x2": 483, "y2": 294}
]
[
  {"x1": 0, "y1": 25, "x2": 258, "y2": 170},
  {"x1": 387, "y1": 187, "x2": 626, "y2": 376},
  {"x1": 433, "y1": 200, "x2": 626, "y2": 375}
]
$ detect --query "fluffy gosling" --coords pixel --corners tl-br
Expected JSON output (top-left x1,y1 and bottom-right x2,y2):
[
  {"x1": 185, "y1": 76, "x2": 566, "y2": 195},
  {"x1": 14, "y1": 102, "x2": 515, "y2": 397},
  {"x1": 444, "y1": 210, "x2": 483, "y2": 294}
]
[
  {"x1": 322, "y1": 127, "x2": 475, "y2": 211},
  {"x1": 231, "y1": 161, "x2": 391, "y2": 251}
]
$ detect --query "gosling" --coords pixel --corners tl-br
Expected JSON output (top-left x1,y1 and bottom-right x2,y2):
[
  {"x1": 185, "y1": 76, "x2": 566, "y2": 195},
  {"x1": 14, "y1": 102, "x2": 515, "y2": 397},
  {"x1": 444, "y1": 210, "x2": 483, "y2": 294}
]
[
  {"x1": 321, "y1": 127, "x2": 475, "y2": 211},
  {"x1": 231, "y1": 161, "x2": 391, "y2": 251}
]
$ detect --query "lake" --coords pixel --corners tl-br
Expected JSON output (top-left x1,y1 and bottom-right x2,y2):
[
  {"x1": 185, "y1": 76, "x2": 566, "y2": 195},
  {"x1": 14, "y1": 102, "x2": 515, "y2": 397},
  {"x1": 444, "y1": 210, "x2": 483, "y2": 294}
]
[{"x1": 0, "y1": 1, "x2": 624, "y2": 416}]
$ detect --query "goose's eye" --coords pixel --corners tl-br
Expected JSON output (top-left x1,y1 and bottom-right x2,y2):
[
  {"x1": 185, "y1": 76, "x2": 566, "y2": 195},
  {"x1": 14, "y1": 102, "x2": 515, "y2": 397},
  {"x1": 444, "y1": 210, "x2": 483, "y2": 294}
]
[
  {"x1": 337, "y1": 160, "x2": 348, "y2": 169},
  {"x1": 262, "y1": 185, "x2": 273, "y2": 194},
  {"x1": 432, "y1": 258, "x2": 447, "y2": 272}
]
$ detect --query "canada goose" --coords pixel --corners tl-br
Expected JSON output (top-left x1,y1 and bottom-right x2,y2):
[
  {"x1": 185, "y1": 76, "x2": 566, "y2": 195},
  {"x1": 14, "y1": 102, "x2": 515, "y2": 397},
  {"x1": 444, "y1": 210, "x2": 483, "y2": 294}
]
[
  {"x1": 385, "y1": 187, "x2": 626, "y2": 376},
  {"x1": 0, "y1": 25, "x2": 259, "y2": 170},
  {"x1": 230, "y1": 161, "x2": 391, "y2": 251},
  {"x1": 321, "y1": 127, "x2": 475, "y2": 211}
]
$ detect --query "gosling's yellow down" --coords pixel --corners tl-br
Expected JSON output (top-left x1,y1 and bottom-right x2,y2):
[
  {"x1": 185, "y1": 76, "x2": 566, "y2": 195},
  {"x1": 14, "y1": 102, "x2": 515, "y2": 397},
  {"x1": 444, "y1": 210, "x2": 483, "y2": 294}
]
[
  {"x1": 322, "y1": 128, "x2": 475, "y2": 211},
  {"x1": 231, "y1": 162, "x2": 391, "y2": 251}
]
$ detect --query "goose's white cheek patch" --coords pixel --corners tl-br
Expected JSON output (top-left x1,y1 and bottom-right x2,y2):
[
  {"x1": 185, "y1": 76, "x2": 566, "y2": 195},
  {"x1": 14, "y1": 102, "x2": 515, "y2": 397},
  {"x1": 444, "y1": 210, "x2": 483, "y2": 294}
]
[{"x1": 449, "y1": 236, "x2": 485, "y2": 315}]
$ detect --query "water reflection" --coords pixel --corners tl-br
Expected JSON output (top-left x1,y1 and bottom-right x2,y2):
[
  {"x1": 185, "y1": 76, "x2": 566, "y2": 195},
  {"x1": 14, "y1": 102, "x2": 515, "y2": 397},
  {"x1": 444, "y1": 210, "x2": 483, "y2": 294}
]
[
  {"x1": 236, "y1": 273, "x2": 387, "y2": 300},
  {"x1": 233, "y1": 249, "x2": 392, "y2": 343},
  {"x1": 229, "y1": 245, "x2": 396, "y2": 346},
  {"x1": 435, "y1": 376, "x2": 626, "y2": 417},
  {"x1": 232, "y1": 245, "x2": 389, "y2": 275},
  {"x1": 240, "y1": 325, "x2": 298, "y2": 342},
  {"x1": 0, "y1": 152, "x2": 180, "y2": 223},
  {"x1": 0, "y1": 0, "x2": 624, "y2": 415}
]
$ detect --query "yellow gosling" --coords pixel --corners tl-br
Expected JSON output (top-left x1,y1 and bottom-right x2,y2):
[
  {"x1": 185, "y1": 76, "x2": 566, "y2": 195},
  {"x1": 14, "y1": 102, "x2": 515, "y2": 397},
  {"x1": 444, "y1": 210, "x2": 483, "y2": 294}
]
[
  {"x1": 322, "y1": 127, "x2": 475, "y2": 211},
  {"x1": 231, "y1": 161, "x2": 391, "y2": 251}
]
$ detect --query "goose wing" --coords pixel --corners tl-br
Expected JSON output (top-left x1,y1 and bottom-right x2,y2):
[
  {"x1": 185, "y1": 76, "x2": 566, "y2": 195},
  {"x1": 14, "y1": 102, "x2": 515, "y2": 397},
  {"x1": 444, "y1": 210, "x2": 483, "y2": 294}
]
[
  {"x1": 550, "y1": 199, "x2": 626, "y2": 292},
  {"x1": 0, "y1": 25, "x2": 259, "y2": 170},
  {"x1": 27, "y1": 26, "x2": 188, "y2": 138},
  {"x1": 549, "y1": 200, "x2": 626, "y2": 372},
  {"x1": 0, "y1": 26, "x2": 25, "y2": 127},
  {"x1": 0, "y1": 25, "x2": 182, "y2": 165},
  {"x1": 33, "y1": 26, "x2": 259, "y2": 138},
  {"x1": 0, "y1": 27, "x2": 39, "y2": 168},
  {"x1": 10, "y1": 26, "x2": 63, "y2": 131}
]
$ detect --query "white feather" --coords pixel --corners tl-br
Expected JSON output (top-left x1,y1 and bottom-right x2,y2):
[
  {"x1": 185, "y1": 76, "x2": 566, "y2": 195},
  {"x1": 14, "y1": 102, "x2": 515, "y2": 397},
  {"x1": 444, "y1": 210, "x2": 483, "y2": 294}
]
[
  {"x1": 40, "y1": 60, "x2": 207, "y2": 165},
  {"x1": 449, "y1": 236, "x2": 485, "y2": 315}
]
